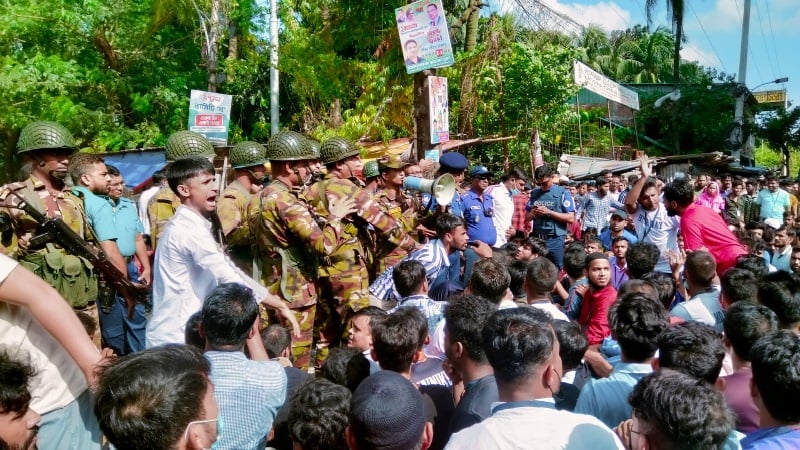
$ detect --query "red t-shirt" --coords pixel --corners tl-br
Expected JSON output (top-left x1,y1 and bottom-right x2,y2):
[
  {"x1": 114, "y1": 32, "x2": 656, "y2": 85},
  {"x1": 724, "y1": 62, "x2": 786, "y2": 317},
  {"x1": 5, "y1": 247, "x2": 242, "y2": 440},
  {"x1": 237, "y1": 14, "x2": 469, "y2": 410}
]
[
  {"x1": 681, "y1": 203, "x2": 748, "y2": 276},
  {"x1": 578, "y1": 284, "x2": 617, "y2": 345}
]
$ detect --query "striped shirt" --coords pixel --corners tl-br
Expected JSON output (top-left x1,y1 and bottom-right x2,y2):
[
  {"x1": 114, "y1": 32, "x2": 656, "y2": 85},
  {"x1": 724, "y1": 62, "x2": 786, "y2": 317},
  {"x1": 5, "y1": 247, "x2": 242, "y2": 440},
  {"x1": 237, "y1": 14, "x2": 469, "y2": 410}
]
[
  {"x1": 369, "y1": 239, "x2": 450, "y2": 301},
  {"x1": 206, "y1": 351, "x2": 287, "y2": 450},
  {"x1": 582, "y1": 192, "x2": 624, "y2": 232}
]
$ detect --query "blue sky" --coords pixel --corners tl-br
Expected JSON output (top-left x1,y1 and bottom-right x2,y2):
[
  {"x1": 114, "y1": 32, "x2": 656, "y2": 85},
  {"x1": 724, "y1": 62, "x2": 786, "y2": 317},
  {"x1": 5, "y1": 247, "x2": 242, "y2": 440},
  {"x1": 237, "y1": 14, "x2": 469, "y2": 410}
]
[{"x1": 495, "y1": 0, "x2": 798, "y2": 105}]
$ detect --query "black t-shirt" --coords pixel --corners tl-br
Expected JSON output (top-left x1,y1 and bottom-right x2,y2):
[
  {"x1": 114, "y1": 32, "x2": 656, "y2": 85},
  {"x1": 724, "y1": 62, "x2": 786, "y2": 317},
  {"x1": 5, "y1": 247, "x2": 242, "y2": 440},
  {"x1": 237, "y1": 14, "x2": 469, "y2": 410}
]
[{"x1": 449, "y1": 374, "x2": 498, "y2": 434}]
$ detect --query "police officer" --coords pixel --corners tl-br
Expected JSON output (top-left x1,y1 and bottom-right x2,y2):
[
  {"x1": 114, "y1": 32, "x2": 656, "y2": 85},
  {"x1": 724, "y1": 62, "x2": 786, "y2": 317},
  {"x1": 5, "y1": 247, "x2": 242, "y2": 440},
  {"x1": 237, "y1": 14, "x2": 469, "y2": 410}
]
[
  {"x1": 305, "y1": 137, "x2": 418, "y2": 354},
  {"x1": 218, "y1": 141, "x2": 268, "y2": 275},
  {"x1": 373, "y1": 155, "x2": 421, "y2": 274},
  {"x1": 248, "y1": 131, "x2": 356, "y2": 369},
  {"x1": 0, "y1": 121, "x2": 103, "y2": 338},
  {"x1": 526, "y1": 164, "x2": 576, "y2": 269},
  {"x1": 147, "y1": 131, "x2": 215, "y2": 248},
  {"x1": 426, "y1": 151, "x2": 468, "y2": 217}
]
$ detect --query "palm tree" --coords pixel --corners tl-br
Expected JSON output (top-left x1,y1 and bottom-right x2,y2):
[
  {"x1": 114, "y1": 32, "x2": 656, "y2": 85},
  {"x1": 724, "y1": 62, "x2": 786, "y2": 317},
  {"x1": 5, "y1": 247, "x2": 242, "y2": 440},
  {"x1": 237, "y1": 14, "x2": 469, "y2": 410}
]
[
  {"x1": 574, "y1": 25, "x2": 610, "y2": 74},
  {"x1": 616, "y1": 26, "x2": 674, "y2": 83},
  {"x1": 645, "y1": 0, "x2": 684, "y2": 84}
]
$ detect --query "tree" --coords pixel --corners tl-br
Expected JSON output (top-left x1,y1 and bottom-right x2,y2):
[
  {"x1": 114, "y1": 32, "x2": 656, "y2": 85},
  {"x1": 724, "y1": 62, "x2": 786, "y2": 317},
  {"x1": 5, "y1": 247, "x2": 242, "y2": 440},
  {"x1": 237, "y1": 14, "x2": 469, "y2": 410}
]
[
  {"x1": 756, "y1": 107, "x2": 800, "y2": 175},
  {"x1": 616, "y1": 26, "x2": 673, "y2": 83},
  {"x1": 645, "y1": 0, "x2": 684, "y2": 84}
]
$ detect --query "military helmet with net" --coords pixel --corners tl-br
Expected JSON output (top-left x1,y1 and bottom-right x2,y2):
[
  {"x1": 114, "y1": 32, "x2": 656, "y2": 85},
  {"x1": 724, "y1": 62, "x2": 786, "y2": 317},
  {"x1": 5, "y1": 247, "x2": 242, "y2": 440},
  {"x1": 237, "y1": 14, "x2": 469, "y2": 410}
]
[
  {"x1": 319, "y1": 137, "x2": 360, "y2": 165},
  {"x1": 16, "y1": 121, "x2": 77, "y2": 155},
  {"x1": 230, "y1": 141, "x2": 268, "y2": 168},
  {"x1": 306, "y1": 138, "x2": 321, "y2": 160},
  {"x1": 165, "y1": 130, "x2": 215, "y2": 162},
  {"x1": 363, "y1": 160, "x2": 380, "y2": 178},
  {"x1": 266, "y1": 130, "x2": 315, "y2": 161}
]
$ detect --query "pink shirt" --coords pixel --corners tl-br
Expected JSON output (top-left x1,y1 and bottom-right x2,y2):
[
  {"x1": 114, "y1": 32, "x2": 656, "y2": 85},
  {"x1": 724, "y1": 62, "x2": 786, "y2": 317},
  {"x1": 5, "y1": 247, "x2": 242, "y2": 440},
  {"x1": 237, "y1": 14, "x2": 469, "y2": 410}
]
[
  {"x1": 579, "y1": 284, "x2": 617, "y2": 346},
  {"x1": 681, "y1": 203, "x2": 748, "y2": 276}
]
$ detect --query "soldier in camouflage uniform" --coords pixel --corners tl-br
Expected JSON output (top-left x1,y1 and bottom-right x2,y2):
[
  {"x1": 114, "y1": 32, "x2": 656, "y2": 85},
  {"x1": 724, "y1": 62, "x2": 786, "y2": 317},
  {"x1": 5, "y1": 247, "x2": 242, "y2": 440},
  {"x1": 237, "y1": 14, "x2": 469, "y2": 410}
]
[
  {"x1": 363, "y1": 160, "x2": 382, "y2": 195},
  {"x1": 218, "y1": 141, "x2": 268, "y2": 276},
  {"x1": 373, "y1": 155, "x2": 422, "y2": 274},
  {"x1": 0, "y1": 121, "x2": 102, "y2": 335},
  {"x1": 304, "y1": 137, "x2": 418, "y2": 356},
  {"x1": 147, "y1": 131, "x2": 215, "y2": 248},
  {"x1": 248, "y1": 131, "x2": 356, "y2": 369}
]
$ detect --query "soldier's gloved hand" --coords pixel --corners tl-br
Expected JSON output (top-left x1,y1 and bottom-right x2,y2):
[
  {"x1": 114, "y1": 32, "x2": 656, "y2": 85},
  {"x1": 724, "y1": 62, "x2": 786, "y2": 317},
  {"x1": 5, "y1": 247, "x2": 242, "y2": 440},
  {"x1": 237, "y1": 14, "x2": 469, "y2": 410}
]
[{"x1": 328, "y1": 196, "x2": 358, "y2": 220}]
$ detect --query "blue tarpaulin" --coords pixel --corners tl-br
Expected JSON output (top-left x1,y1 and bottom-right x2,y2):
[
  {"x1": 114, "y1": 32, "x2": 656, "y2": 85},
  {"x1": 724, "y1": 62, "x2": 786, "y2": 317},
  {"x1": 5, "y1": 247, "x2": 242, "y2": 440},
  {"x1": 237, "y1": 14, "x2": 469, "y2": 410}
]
[{"x1": 101, "y1": 149, "x2": 166, "y2": 192}]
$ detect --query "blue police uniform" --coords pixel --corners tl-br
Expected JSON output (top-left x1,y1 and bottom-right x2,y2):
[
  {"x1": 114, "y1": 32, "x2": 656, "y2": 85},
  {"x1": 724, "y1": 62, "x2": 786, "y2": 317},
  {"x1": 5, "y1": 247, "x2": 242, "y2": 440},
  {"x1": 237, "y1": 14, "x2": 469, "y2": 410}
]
[
  {"x1": 527, "y1": 185, "x2": 575, "y2": 269},
  {"x1": 461, "y1": 190, "x2": 497, "y2": 246}
]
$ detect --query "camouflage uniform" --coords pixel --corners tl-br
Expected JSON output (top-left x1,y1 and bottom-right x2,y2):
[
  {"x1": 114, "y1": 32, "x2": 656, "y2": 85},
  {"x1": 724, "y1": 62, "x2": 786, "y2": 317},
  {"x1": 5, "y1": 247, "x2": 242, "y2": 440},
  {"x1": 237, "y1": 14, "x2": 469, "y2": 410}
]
[
  {"x1": 147, "y1": 186, "x2": 180, "y2": 249},
  {"x1": 249, "y1": 131, "x2": 345, "y2": 369},
  {"x1": 305, "y1": 151, "x2": 417, "y2": 353},
  {"x1": 218, "y1": 180, "x2": 254, "y2": 275},
  {"x1": 373, "y1": 188, "x2": 421, "y2": 273}
]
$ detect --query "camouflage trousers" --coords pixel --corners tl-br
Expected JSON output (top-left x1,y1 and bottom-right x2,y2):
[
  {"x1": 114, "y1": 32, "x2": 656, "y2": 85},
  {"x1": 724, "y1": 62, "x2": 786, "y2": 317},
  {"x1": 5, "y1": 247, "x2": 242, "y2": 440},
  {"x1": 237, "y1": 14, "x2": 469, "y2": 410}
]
[
  {"x1": 260, "y1": 303, "x2": 316, "y2": 371},
  {"x1": 313, "y1": 267, "x2": 370, "y2": 367}
]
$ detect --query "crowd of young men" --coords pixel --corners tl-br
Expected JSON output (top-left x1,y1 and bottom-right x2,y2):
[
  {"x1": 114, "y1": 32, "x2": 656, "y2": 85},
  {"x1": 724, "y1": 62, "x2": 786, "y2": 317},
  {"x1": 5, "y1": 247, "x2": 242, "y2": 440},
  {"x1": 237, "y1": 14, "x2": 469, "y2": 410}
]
[{"x1": 1, "y1": 120, "x2": 800, "y2": 450}]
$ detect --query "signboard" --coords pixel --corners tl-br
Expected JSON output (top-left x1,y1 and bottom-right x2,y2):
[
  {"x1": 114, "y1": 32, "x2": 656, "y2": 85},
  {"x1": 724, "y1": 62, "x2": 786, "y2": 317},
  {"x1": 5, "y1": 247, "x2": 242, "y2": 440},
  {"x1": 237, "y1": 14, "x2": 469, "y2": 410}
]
[
  {"x1": 428, "y1": 76, "x2": 449, "y2": 144},
  {"x1": 753, "y1": 89, "x2": 787, "y2": 107},
  {"x1": 573, "y1": 60, "x2": 640, "y2": 110},
  {"x1": 396, "y1": 0, "x2": 455, "y2": 74},
  {"x1": 188, "y1": 90, "x2": 233, "y2": 145}
]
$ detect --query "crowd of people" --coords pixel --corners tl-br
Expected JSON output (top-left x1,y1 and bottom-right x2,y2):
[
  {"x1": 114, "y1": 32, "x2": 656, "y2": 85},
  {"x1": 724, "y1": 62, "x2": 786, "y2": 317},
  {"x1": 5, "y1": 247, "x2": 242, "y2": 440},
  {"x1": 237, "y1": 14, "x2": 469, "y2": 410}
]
[{"x1": 1, "y1": 120, "x2": 799, "y2": 450}]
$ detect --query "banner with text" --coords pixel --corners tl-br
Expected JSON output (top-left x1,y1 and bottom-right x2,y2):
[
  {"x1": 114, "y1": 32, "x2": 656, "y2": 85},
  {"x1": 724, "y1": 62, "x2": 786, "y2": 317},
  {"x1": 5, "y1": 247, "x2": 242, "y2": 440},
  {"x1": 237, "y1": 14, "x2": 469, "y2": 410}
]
[
  {"x1": 573, "y1": 60, "x2": 640, "y2": 110},
  {"x1": 396, "y1": 0, "x2": 455, "y2": 74},
  {"x1": 428, "y1": 76, "x2": 449, "y2": 144},
  {"x1": 188, "y1": 90, "x2": 233, "y2": 145}
]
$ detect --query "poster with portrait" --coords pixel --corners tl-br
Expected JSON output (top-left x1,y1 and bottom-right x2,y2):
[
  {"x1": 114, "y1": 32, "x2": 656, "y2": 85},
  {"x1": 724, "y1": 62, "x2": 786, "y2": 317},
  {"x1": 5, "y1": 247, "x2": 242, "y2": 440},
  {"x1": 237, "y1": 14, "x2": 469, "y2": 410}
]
[
  {"x1": 428, "y1": 76, "x2": 449, "y2": 144},
  {"x1": 396, "y1": 0, "x2": 455, "y2": 74}
]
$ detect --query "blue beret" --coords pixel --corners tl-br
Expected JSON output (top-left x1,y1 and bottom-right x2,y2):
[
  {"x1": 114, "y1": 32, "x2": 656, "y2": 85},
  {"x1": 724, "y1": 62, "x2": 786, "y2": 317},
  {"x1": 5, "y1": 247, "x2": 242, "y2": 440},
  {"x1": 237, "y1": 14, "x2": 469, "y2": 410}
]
[{"x1": 439, "y1": 152, "x2": 468, "y2": 171}]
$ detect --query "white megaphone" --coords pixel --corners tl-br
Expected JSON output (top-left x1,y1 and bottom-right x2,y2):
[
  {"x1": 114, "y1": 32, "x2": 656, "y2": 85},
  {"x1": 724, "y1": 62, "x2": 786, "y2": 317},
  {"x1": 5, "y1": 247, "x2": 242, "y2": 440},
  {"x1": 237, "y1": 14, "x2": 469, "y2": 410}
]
[{"x1": 404, "y1": 174, "x2": 457, "y2": 206}]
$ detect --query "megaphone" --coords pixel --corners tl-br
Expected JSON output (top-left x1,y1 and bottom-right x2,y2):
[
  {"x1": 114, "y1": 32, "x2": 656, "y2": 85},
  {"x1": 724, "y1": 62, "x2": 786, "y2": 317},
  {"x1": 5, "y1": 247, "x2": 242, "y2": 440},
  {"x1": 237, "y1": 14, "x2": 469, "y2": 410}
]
[{"x1": 404, "y1": 174, "x2": 456, "y2": 206}]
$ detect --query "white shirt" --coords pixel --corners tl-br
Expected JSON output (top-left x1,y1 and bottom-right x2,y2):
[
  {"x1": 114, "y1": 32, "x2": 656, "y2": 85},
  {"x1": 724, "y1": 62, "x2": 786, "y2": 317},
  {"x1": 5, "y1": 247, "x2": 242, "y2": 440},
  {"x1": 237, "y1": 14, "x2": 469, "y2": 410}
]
[
  {"x1": 445, "y1": 404, "x2": 625, "y2": 450},
  {"x1": 631, "y1": 203, "x2": 680, "y2": 273},
  {"x1": 0, "y1": 255, "x2": 87, "y2": 414},
  {"x1": 137, "y1": 185, "x2": 160, "y2": 236},
  {"x1": 146, "y1": 205, "x2": 268, "y2": 347},
  {"x1": 530, "y1": 302, "x2": 569, "y2": 322},
  {"x1": 486, "y1": 183, "x2": 514, "y2": 247}
]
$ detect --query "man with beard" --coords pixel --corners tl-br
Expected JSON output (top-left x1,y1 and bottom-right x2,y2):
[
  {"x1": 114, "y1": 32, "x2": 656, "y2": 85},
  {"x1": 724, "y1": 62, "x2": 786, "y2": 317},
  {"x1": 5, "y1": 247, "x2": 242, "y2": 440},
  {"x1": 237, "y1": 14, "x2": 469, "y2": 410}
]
[
  {"x1": 663, "y1": 178, "x2": 748, "y2": 277},
  {"x1": 249, "y1": 131, "x2": 357, "y2": 369},
  {"x1": 756, "y1": 176, "x2": 791, "y2": 223},
  {"x1": 0, "y1": 351, "x2": 39, "y2": 450}
]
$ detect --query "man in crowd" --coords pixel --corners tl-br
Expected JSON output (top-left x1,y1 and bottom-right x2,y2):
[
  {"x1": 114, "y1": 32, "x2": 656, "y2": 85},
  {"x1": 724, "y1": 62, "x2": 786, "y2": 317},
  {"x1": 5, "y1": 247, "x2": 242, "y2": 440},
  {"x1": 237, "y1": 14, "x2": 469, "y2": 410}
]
[
  {"x1": 669, "y1": 251, "x2": 724, "y2": 330},
  {"x1": 201, "y1": 283, "x2": 286, "y2": 450},
  {"x1": 581, "y1": 176, "x2": 624, "y2": 234},
  {"x1": 249, "y1": 131, "x2": 356, "y2": 369},
  {"x1": 374, "y1": 154, "x2": 421, "y2": 273},
  {"x1": 218, "y1": 141, "x2": 269, "y2": 275},
  {"x1": 95, "y1": 345, "x2": 220, "y2": 450},
  {"x1": 103, "y1": 165, "x2": 151, "y2": 355},
  {"x1": 599, "y1": 210, "x2": 637, "y2": 251},
  {"x1": 526, "y1": 164, "x2": 576, "y2": 269},
  {"x1": 624, "y1": 156, "x2": 680, "y2": 274},
  {"x1": 347, "y1": 306, "x2": 386, "y2": 374},
  {"x1": 486, "y1": 168, "x2": 525, "y2": 247},
  {"x1": 461, "y1": 165, "x2": 497, "y2": 247},
  {"x1": 445, "y1": 308, "x2": 624, "y2": 449},
  {"x1": 0, "y1": 350, "x2": 40, "y2": 450},
  {"x1": 770, "y1": 225, "x2": 793, "y2": 272},
  {"x1": 756, "y1": 175, "x2": 791, "y2": 223},
  {"x1": 137, "y1": 169, "x2": 165, "y2": 237}
]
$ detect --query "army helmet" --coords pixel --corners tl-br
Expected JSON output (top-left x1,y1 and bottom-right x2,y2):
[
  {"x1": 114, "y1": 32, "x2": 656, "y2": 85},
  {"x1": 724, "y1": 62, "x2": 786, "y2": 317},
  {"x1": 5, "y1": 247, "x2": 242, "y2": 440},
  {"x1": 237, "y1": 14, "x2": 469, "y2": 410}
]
[
  {"x1": 16, "y1": 121, "x2": 77, "y2": 154},
  {"x1": 165, "y1": 130, "x2": 215, "y2": 162},
  {"x1": 266, "y1": 130, "x2": 315, "y2": 161},
  {"x1": 230, "y1": 141, "x2": 268, "y2": 168},
  {"x1": 320, "y1": 137, "x2": 360, "y2": 165},
  {"x1": 363, "y1": 160, "x2": 380, "y2": 178},
  {"x1": 306, "y1": 138, "x2": 321, "y2": 159}
]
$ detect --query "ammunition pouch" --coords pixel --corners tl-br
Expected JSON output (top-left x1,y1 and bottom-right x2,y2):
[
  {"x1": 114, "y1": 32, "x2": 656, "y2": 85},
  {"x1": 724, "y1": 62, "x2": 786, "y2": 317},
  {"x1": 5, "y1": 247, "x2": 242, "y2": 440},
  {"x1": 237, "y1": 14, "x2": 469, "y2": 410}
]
[{"x1": 20, "y1": 244, "x2": 99, "y2": 308}]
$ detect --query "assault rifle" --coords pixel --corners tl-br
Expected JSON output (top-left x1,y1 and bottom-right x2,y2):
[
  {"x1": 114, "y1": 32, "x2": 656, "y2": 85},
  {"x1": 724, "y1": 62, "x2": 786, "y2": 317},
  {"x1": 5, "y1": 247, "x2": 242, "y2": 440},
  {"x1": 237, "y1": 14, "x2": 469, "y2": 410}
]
[{"x1": 10, "y1": 192, "x2": 149, "y2": 317}]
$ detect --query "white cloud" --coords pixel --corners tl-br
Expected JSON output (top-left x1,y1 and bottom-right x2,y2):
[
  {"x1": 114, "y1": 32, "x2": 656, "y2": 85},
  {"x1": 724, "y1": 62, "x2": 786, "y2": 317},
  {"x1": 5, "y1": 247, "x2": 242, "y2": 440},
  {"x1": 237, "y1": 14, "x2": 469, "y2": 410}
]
[
  {"x1": 681, "y1": 44, "x2": 722, "y2": 68},
  {"x1": 541, "y1": 0, "x2": 633, "y2": 31}
]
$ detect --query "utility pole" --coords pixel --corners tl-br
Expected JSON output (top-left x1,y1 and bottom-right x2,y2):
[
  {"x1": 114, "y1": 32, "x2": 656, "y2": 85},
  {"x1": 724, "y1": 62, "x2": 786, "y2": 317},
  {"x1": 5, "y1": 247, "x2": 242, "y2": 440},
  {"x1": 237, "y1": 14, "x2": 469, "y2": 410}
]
[
  {"x1": 731, "y1": 0, "x2": 751, "y2": 165},
  {"x1": 269, "y1": 0, "x2": 279, "y2": 135}
]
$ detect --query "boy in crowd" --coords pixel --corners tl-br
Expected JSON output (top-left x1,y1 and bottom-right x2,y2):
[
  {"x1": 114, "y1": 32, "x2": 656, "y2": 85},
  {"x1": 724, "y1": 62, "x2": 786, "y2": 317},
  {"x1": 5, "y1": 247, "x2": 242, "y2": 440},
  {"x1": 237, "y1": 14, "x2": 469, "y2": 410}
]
[
  {"x1": 466, "y1": 258, "x2": 513, "y2": 309},
  {"x1": 722, "y1": 302, "x2": 778, "y2": 434},
  {"x1": 347, "y1": 306, "x2": 386, "y2": 374},
  {"x1": 578, "y1": 253, "x2": 618, "y2": 378},
  {"x1": 670, "y1": 250, "x2": 724, "y2": 331},
  {"x1": 443, "y1": 295, "x2": 498, "y2": 433},
  {"x1": 524, "y1": 257, "x2": 568, "y2": 321},
  {"x1": 392, "y1": 260, "x2": 444, "y2": 334},
  {"x1": 552, "y1": 320, "x2": 589, "y2": 410},
  {"x1": 757, "y1": 271, "x2": 800, "y2": 332},
  {"x1": 742, "y1": 331, "x2": 800, "y2": 448},
  {"x1": 599, "y1": 210, "x2": 638, "y2": 251},
  {"x1": 584, "y1": 236, "x2": 603, "y2": 254},
  {"x1": 575, "y1": 293, "x2": 669, "y2": 428},
  {"x1": 507, "y1": 260, "x2": 529, "y2": 306},
  {"x1": 625, "y1": 241, "x2": 661, "y2": 279},
  {"x1": 609, "y1": 236, "x2": 631, "y2": 290},
  {"x1": 719, "y1": 268, "x2": 758, "y2": 310},
  {"x1": 0, "y1": 350, "x2": 40, "y2": 450},
  {"x1": 287, "y1": 379, "x2": 351, "y2": 450},
  {"x1": 561, "y1": 246, "x2": 588, "y2": 318}
]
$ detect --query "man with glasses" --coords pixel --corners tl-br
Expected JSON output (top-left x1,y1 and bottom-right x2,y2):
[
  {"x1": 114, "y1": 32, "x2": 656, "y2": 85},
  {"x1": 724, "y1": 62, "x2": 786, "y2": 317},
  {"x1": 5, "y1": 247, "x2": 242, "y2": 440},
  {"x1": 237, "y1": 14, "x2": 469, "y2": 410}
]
[
  {"x1": 95, "y1": 345, "x2": 221, "y2": 450},
  {"x1": 462, "y1": 166, "x2": 497, "y2": 247},
  {"x1": 525, "y1": 164, "x2": 576, "y2": 269}
]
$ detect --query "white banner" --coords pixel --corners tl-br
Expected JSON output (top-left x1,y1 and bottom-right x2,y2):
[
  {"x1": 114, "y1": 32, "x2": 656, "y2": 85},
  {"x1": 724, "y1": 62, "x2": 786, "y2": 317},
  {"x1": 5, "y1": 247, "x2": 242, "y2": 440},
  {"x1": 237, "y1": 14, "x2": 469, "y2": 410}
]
[{"x1": 573, "y1": 60, "x2": 640, "y2": 110}]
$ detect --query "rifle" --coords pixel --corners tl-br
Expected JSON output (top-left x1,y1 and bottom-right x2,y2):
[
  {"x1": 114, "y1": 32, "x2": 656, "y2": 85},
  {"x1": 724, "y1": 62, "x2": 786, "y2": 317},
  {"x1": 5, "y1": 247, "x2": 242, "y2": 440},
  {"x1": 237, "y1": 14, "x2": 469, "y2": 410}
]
[{"x1": 9, "y1": 192, "x2": 149, "y2": 317}]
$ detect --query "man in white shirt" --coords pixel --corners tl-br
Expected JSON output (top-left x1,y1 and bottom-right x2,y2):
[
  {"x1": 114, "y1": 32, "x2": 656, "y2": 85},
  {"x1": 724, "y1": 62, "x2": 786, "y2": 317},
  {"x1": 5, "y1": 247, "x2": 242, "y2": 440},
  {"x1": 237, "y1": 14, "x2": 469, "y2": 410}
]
[
  {"x1": 445, "y1": 307, "x2": 624, "y2": 450},
  {"x1": 146, "y1": 157, "x2": 298, "y2": 348},
  {"x1": 624, "y1": 156, "x2": 680, "y2": 274},
  {"x1": 524, "y1": 257, "x2": 569, "y2": 321},
  {"x1": 486, "y1": 168, "x2": 525, "y2": 247}
]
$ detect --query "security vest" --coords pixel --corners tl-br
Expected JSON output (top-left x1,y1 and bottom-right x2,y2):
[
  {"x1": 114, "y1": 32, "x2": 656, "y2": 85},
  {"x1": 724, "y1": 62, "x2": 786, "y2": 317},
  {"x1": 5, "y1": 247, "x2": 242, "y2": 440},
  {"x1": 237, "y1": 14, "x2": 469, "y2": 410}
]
[{"x1": 529, "y1": 185, "x2": 568, "y2": 237}]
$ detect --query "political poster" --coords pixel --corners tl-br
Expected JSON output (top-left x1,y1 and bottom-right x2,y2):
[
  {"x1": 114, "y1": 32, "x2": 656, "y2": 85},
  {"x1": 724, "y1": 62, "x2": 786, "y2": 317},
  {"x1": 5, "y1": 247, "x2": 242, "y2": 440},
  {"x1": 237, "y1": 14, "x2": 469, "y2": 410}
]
[
  {"x1": 188, "y1": 90, "x2": 233, "y2": 145},
  {"x1": 428, "y1": 75, "x2": 449, "y2": 144},
  {"x1": 396, "y1": 0, "x2": 455, "y2": 74},
  {"x1": 573, "y1": 60, "x2": 640, "y2": 110}
]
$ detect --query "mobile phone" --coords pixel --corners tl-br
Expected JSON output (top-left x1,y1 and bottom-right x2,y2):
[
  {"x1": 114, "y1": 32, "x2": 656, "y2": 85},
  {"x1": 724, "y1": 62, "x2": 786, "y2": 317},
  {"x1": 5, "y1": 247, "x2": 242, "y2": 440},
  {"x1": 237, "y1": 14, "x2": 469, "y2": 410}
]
[{"x1": 467, "y1": 241, "x2": 479, "y2": 247}]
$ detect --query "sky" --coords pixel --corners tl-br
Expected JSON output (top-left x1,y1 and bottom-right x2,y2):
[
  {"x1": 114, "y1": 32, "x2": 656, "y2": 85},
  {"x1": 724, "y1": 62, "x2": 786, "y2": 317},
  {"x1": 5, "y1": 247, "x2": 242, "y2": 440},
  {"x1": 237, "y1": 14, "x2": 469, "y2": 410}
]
[{"x1": 494, "y1": 0, "x2": 799, "y2": 105}]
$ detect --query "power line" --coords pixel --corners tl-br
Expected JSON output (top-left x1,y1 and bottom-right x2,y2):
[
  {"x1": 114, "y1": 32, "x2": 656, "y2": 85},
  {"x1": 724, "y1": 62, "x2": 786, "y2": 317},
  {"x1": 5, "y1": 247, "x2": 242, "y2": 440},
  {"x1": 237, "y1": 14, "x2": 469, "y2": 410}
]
[
  {"x1": 687, "y1": 2, "x2": 728, "y2": 73},
  {"x1": 763, "y1": 0, "x2": 785, "y2": 77},
  {"x1": 753, "y1": 0, "x2": 779, "y2": 81}
]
